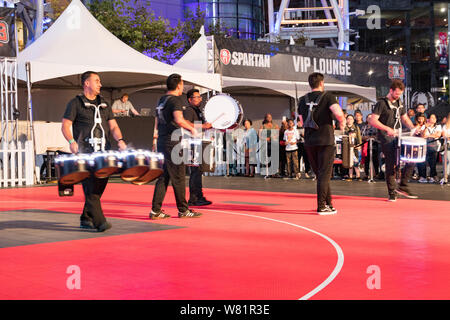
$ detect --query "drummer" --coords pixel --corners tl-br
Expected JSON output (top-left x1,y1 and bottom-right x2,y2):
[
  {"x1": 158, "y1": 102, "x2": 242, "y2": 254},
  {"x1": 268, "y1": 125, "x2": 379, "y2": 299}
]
[
  {"x1": 183, "y1": 88, "x2": 213, "y2": 206},
  {"x1": 150, "y1": 74, "x2": 202, "y2": 219},
  {"x1": 61, "y1": 71, "x2": 127, "y2": 232},
  {"x1": 367, "y1": 80, "x2": 417, "y2": 202}
]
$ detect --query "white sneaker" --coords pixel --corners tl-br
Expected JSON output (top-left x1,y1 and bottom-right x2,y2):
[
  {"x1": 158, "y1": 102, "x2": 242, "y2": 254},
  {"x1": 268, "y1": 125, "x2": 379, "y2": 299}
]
[
  {"x1": 419, "y1": 177, "x2": 428, "y2": 183},
  {"x1": 428, "y1": 177, "x2": 435, "y2": 183}
]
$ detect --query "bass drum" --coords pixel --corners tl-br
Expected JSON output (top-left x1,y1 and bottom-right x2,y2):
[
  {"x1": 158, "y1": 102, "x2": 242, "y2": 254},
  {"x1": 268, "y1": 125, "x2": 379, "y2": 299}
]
[{"x1": 204, "y1": 94, "x2": 243, "y2": 130}]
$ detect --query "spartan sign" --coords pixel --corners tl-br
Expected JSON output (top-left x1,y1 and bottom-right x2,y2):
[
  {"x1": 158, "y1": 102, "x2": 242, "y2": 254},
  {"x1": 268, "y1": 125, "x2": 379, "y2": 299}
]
[{"x1": 0, "y1": 20, "x2": 9, "y2": 44}]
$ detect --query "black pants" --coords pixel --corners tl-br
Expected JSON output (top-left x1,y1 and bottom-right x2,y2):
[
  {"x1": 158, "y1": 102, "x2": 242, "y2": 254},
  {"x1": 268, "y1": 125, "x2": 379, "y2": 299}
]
[
  {"x1": 381, "y1": 140, "x2": 415, "y2": 194},
  {"x1": 152, "y1": 139, "x2": 188, "y2": 213},
  {"x1": 417, "y1": 150, "x2": 438, "y2": 178},
  {"x1": 297, "y1": 143, "x2": 311, "y2": 173},
  {"x1": 80, "y1": 175, "x2": 109, "y2": 228},
  {"x1": 189, "y1": 166, "x2": 204, "y2": 202},
  {"x1": 305, "y1": 145, "x2": 335, "y2": 209}
]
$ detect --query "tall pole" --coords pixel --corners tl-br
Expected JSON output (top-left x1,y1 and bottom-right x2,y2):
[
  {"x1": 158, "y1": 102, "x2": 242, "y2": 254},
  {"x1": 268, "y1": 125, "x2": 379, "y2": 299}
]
[{"x1": 34, "y1": 0, "x2": 44, "y2": 39}]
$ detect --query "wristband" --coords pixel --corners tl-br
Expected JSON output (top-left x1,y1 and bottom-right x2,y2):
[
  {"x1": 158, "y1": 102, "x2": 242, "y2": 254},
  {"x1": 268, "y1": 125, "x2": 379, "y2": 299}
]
[
  {"x1": 68, "y1": 139, "x2": 75, "y2": 144},
  {"x1": 118, "y1": 138, "x2": 125, "y2": 143}
]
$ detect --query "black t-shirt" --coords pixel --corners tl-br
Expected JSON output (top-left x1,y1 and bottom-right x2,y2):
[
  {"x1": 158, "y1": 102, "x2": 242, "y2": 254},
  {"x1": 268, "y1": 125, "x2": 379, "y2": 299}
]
[
  {"x1": 63, "y1": 95, "x2": 114, "y2": 153},
  {"x1": 298, "y1": 91, "x2": 337, "y2": 146},
  {"x1": 183, "y1": 104, "x2": 205, "y2": 124},
  {"x1": 155, "y1": 94, "x2": 185, "y2": 140},
  {"x1": 372, "y1": 98, "x2": 406, "y2": 144}
]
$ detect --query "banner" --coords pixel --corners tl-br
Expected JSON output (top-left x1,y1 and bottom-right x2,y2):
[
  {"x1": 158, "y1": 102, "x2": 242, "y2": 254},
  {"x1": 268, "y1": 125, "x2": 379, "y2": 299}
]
[
  {"x1": 437, "y1": 32, "x2": 448, "y2": 69},
  {"x1": 0, "y1": 7, "x2": 16, "y2": 58},
  {"x1": 215, "y1": 38, "x2": 404, "y2": 88}
]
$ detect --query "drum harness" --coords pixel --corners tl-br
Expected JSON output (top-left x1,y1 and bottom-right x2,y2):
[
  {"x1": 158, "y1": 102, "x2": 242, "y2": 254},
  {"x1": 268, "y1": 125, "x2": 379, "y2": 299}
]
[{"x1": 78, "y1": 94, "x2": 108, "y2": 152}]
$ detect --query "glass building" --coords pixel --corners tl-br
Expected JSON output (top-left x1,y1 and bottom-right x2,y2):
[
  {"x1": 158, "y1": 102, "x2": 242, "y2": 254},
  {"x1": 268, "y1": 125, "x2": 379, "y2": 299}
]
[
  {"x1": 183, "y1": 0, "x2": 266, "y2": 40},
  {"x1": 350, "y1": 0, "x2": 449, "y2": 103}
]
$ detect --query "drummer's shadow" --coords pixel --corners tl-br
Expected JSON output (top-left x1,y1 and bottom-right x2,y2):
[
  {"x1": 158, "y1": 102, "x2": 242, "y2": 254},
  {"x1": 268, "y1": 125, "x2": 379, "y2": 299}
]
[{"x1": 0, "y1": 220, "x2": 84, "y2": 233}]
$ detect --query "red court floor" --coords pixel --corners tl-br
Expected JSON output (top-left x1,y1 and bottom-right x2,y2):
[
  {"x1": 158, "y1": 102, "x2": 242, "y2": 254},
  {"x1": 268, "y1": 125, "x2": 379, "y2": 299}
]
[{"x1": 0, "y1": 183, "x2": 449, "y2": 300}]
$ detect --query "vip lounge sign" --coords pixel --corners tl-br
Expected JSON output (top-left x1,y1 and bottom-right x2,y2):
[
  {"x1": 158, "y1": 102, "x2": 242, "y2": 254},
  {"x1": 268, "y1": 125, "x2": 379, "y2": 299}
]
[
  {"x1": 216, "y1": 38, "x2": 403, "y2": 88},
  {"x1": 0, "y1": 7, "x2": 16, "y2": 58}
]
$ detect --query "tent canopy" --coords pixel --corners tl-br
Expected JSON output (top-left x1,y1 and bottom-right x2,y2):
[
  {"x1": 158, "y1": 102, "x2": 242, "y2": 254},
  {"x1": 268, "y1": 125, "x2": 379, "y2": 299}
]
[{"x1": 17, "y1": 0, "x2": 221, "y2": 92}]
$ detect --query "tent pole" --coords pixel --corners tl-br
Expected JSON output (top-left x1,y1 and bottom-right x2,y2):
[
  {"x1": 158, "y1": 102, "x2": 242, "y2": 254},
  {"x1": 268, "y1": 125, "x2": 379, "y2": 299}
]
[{"x1": 25, "y1": 62, "x2": 38, "y2": 184}]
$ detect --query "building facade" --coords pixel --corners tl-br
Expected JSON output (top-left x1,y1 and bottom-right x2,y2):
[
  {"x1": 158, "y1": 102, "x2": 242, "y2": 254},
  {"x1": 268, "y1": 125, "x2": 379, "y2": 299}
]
[{"x1": 350, "y1": 0, "x2": 449, "y2": 106}]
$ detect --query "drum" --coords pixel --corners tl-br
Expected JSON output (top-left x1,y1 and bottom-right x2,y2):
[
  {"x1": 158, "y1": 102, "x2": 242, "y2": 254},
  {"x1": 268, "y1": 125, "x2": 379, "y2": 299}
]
[
  {"x1": 131, "y1": 152, "x2": 165, "y2": 185},
  {"x1": 181, "y1": 139, "x2": 215, "y2": 172},
  {"x1": 204, "y1": 94, "x2": 243, "y2": 130},
  {"x1": 400, "y1": 136, "x2": 427, "y2": 163},
  {"x1": 90, "y1": 151, "x2": 120, "y2": 178},
  {"x1": 55, "y1": 154, "x2": 91, "y2": 185},
  {"x1": 119, "y1": 150, "x2": 151, "y2": 182}
]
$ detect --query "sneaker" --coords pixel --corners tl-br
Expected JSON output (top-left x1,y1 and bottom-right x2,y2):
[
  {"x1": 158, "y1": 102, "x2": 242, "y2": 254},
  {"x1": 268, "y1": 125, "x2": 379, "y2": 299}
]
[
  {"x1": 97, "y1": 221, "x2": 112, "y2": 232},
  {"x1": 178, "y1": 209, "x2": 202, "y2": 218},
  {"x1": 396, "y1": 187, "x2": 418, "y2": 199},
  {"x1": 388, "y1": 193, "x2": 397, "y2": 202},
  {"x1": 418, "y1": 177, "x2": 428, "y2": 183},
  {"x1": 326, "y1": 205, "x2": 337, "y2": 213},
  {"x1": 440, "y1": 178, "x2": 447, "y2": 185},
  {"x1": 189, "y1": 199, "x2": 212, "y2": 206},
  {"x1": 317, "y1": 206, "x2": 337, "y2": 215},
  {"x1": 80, "y1": 219, "x2": 95, "y2": 230},
  {"x1": 150, "y1": 209, "x2": 171, "y2": 220},
  {"x1": 304, "y1": 173, "x2": 310, "y2": 179}
]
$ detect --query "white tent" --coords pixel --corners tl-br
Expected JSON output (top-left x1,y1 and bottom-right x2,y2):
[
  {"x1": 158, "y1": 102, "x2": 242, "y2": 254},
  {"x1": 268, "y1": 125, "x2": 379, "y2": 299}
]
[{"x1": 17, "y1": 0, "x2": 221, "y2": 92}]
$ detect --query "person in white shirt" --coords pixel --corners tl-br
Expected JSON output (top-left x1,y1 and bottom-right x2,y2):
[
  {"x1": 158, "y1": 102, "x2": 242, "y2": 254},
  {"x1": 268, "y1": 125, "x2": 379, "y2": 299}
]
[
  {"x1": 112, "y1": 93, "x2": 140, "y2": 116},
  {"x1": 440, "y1": 112, "x2": 450, "y2": 184},
  {"x1": 421, "y1": 114, "x2": 441, "y2": 183},
  {"x1": 284, "y1": 119, "x2": 301, "y2": 179}
]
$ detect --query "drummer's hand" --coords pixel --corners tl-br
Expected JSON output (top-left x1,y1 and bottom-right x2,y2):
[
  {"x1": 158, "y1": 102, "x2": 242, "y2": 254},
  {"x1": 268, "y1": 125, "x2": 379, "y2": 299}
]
[
  {"x1": 191, "y1": 127, "x2": 199, "y2": 138},
  {"x1": 70, "y1": 141, "x2": 78, "y2": 154},
  {"x1": 203, "y1": 122, "x2": 213, "y2": 129},
  {"x1": 118, "y1": 139, "x2": 127, "y2": 151},
  {"x1": 386, "y1": 127, "x2": 397, "y2": 137}
]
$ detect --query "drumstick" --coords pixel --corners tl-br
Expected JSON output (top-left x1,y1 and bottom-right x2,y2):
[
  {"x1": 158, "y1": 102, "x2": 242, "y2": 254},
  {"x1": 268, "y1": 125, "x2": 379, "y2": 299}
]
[{"x1": 211, "y1": 112, "x2": 226, "y2": 124}]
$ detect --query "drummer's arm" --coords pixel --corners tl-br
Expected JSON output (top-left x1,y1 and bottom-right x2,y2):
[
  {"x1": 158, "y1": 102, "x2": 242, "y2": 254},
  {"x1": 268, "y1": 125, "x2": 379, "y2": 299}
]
[
  {"x1": 62, "y1": 118, "x2": 78, "y2": 154},
  {"x1": 108, "y1": 119, "x2": 127, "y2": 150},
  {"x1": 330, "y1": 103, "x2": 346, "y2": 131},
  {"x1": 173, "y1": 110, "x2": 197, "y2": 136},
  {"x1": 368, "y1": 114, "x2": 396, "y2": 137},
  {"x1": 401, "y1": 113, "x2": 415, "y2": 131}
]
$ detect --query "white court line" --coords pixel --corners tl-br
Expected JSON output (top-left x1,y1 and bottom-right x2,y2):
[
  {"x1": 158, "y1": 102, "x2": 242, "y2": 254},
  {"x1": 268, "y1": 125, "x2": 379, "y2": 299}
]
[
  {"x1": 0, "y1": 199, "x2": 344, "y2": 300},
  {"x1": 201, "y1": 208, "x2": 345, "y2": 300}
]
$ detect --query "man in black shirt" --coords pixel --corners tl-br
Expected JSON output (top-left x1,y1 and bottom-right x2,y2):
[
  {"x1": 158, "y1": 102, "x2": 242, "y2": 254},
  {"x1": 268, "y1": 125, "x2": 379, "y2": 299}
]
[
  {"x1": 61, "y1": 71, "x2": 127, "y2": 232},
  {"x1": 183, "y1": 88, "x2": 213, "y2": 206},
  {"x1": 368, "y1": 80, "x2": 417, "y2": 202},
  {"x1": 298, "y1": 73, "x2": 345, "y2": 214},
  {"x1": 150, "y1": 74, "x2": 202, "y2": 219}
]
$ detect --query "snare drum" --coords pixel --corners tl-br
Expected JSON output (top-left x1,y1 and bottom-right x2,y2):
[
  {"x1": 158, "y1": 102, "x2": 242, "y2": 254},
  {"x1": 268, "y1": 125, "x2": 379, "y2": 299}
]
[
  {"x1": 90, "y1": 151, "x2": 120, "y2": 178},
  {"x1": 55, "y1": 154, "x2": 91, "y2": 185},
  {"x1": 119, "y1": 150, "x2": 151, "y2": 182},
  {"x1": 204, "y1": 94, "x2": 243, "y2": 130},
  {"x1": 131, "y1": 152, "x2": 164, "y2": 185},
  {"x1": 400, "y1": 136, "x2": 427, "y2": 163}
]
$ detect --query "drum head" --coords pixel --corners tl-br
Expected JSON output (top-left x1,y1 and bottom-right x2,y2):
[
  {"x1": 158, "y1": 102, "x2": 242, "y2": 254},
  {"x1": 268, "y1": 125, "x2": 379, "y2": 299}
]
[
  {"x1": 131, "y1": 168, "x2": 163, "y2": 185},
  {"x1": 120, "y1": 166, "x2": 149, "y2": 182},
  {"x1": 95, "y1": 167, "x2": 119, "y2": 179},
  {"x1": 204, "y1": 95, "x2": 242, "y2": 130},
  {"x1": 59, "y1": 171, "x2": 91, "y2": 185}
]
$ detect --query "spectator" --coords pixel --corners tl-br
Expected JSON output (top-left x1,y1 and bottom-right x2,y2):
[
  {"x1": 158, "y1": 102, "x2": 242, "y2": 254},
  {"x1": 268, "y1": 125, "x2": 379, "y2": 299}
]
[
  {"x1": 259, "y1": 113, "x2": 279, "y2": 178},
  {"x1": 421, "y1": 114, "x2": 441, "y2": 183},
  {"x1": 296, "y1": 120, "x2": 312, "y2": 178},
  {"x1": 354, "y1": 110, "x2": 365, "y2": 132},
  {"x1": 283, "y1": 119, "x2": 301, "y2": 180},
  {"x1": 344, "y1": 114, "x2": 363, "y2": 181},
  {"x1": 360, "y1": 115, "x2": 380, "y2": 179},
  {"x1": 243, "y1": 119, "x2": 258, "y2": 177},
  {"x1": 407, "y1": 108, "x2": 415, "y2": 123},
  {"x1": 413, "y1": 113, "x2": 427, "y2": 182},
  {"x1": 440, "y1": 112, "x2": 450, "y2": 184},
  {"x1": 279, "y1": 118, "x2": 288, "y2": 177}
]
